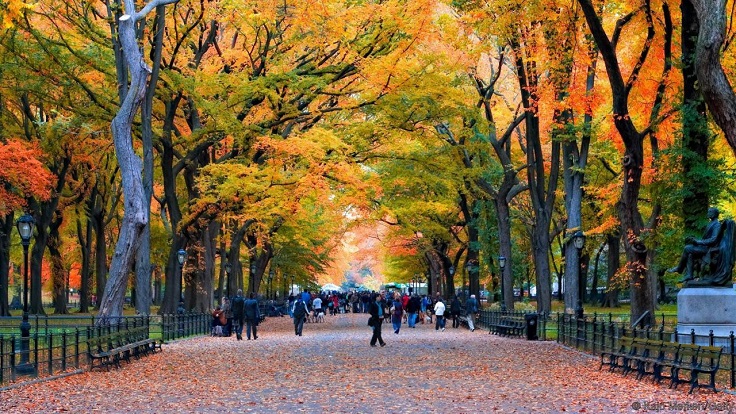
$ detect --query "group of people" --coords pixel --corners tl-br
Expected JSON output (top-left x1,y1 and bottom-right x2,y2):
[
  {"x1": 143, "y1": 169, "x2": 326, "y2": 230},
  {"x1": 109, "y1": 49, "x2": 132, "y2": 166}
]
[
  {"x1": 211, "y1": 290, "x2": 262, "y2": 340},
  {"x1": 367, "y1": 291, "x2": 480, "y2": 347}
]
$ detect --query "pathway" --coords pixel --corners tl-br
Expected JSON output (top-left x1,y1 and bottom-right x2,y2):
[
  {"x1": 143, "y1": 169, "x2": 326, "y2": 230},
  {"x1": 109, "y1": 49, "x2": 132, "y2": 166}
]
[{"x1": 0, "y1": 313, "x2": 734, "y2": 413}]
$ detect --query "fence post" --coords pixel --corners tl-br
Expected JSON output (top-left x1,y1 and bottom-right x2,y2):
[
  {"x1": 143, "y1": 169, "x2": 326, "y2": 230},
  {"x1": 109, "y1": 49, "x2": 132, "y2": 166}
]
[
  {"x1": 62, "y1": 331, "x2": 67, "y2": 372},
  {"x1": 33, "y1": 333, "x2": 39, "y2": 376},
  {"x1": 691, "y1": 329, "x2": 696, "y2": 345},
  {"x1": 10, "y1": 334, "x2": 16, "y2": 382},
  {"x1": 592, "y1": 313, "x2": 598, "y2": 354},
  {"x1": 0, "y1": 336, "x2": 4, "y2": 384},
  {"x1": 556, "y1": 312, "x2": 560, "y2": 343},
  {"x1": 709, "y1": 330, "x2": 715, "y2": 347},
  {"x1": 75, "y1": 328, "x2": 80, "y2": 368},
  {"x1": 47, "y1": 333, "x2": 53, "y2": 376},
  {"x1": 730, "y1": 332, "x2": 735, "y2": 389}
]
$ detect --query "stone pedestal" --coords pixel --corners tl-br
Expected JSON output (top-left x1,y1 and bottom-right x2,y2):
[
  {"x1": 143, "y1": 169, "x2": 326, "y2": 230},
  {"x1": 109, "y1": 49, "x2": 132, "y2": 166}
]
[{"x1": 677, "y1": 288, "x2": 736, "y2": 343}]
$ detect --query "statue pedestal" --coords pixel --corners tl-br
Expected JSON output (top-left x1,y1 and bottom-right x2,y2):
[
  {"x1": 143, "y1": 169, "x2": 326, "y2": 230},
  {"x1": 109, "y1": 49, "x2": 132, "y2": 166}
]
[{"x1": 677, "y1": 288, "x2": 736, "y2": 343}]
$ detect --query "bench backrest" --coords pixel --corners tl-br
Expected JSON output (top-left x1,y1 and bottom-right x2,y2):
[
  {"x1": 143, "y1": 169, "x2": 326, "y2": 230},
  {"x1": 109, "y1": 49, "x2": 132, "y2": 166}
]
[
  {"x1": 696, "y1": 346, "x2": 723, "y2": 370},
  {"x1": 660, "y1": 342, "x2": 680, "y2": 363},
  {"x1": 641, "y1": 339, "x2": 664, "y2": 358},
  {"x1": 677, "y1": 344, "x2": 700, "y2": 364}
]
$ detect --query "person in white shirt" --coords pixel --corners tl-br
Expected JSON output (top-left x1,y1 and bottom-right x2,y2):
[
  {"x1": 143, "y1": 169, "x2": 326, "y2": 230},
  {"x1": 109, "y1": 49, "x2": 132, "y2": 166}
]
[
  {"x1": 434, "y1": 298, "x2": 446, "y2": 331},
  {"x1": 312, "y1": 296, "x2": 322, "y2": 311}
]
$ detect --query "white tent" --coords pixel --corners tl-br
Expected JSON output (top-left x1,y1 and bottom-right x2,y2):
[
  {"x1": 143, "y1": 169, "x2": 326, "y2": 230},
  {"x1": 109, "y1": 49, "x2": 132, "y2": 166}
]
[{"x1": 321, "y1": 283, "x2": 342, "y2": 292}]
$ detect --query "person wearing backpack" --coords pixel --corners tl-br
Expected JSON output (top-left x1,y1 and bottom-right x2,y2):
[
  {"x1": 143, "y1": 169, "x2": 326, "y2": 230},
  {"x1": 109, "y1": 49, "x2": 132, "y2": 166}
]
[
  {"x1": 231, "y1": 290, "x2": 246, "y2": 340},
  {"x1": 292, "y1": 295, "x2": 309, "y2": 336}
]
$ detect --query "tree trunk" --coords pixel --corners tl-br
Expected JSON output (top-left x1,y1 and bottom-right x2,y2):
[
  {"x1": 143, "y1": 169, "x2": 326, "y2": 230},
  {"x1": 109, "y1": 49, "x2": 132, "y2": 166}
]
[
  {"x1": 690, "y1": 0, "x2": 736, "y2": 155},
  {"x1": 0, "y1": 213, "x2": 14, "y2": 316},
  {"x1": 97, "y1": 0, "x2": 179, "y2": 324},
  {"x1": 681, "y1": 0, "x2": 710, "y2": 234},
  {"x1": 76, "y1": 213, "x2": 92, "y2": 313},
  {"x1": 48, "y1": 211, "x2": 68, "y2": 314},
  {"x1": 495, "y1": 199, "x2": 514, "y2": 311},
  {"x1": 578, "y1": 0, "x2": 656, "y2": 325},
  {"x1": 602, "y1": 232, "x2": 621, "y2": 308}
]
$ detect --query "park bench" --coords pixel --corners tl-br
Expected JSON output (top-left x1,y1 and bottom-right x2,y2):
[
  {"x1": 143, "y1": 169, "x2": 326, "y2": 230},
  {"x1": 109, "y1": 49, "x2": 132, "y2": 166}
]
[
  {"x1": 88, "y1": 325, "x2": 160, "y2": 371},
  {"x1": 600, "y1": 336, "x2": 634, "y2": 372},
  {"x1": 488, "y1": 315, "x2": 525, "y2": 337},
  {"x1": 671, "y1": 344, "x2": 723, "y2": 394},
  {"x1": 601, "y1": 337, "x2": 723, "y2": 393},
  {"x1": 630, "y1": 339, "x2": 666, "y2": 381}
]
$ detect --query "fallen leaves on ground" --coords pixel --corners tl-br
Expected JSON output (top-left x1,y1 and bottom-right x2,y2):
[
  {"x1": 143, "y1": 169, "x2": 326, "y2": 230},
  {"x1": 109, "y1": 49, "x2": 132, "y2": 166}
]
[{"x1": 0, "y1": 314, "x2": 734, "y2": 413}]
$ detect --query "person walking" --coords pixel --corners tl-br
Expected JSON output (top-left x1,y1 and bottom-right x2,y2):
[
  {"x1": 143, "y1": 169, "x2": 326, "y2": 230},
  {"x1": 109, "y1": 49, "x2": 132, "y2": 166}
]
[
  {"x1": 368, "y1": 292, "x2": 386, "y2": 347},
  {"x1": 450, "y1": 295, "x2": 462, "y2": 329},
  {"x1": 231, "y1": 290, "x2": 246, "y2": 340},
  {"x1": 244, "y1": 292, "x2": 261, "y2": 340},
  {"x1": 406, "y1": 294, "x2": 420, "y2": 328},
  {"x1": 292, "y1": 295, "x2": 309, "y2": 336},
  {"x1": 465, "y1": 294, "x2": 479, "y2": 332},
  {"x1": 434, "y1": 297, "x2": 446, "y2": 331},
  {"x1": 391, "y1": 292, "x2": 404, "y2": 334}
]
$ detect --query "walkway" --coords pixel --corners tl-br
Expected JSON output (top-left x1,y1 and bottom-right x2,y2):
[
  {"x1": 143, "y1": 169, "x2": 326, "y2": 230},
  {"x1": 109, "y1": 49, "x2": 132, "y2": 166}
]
[{"x1": 0, "y1": 313, "x2": 733, "y2": 413}]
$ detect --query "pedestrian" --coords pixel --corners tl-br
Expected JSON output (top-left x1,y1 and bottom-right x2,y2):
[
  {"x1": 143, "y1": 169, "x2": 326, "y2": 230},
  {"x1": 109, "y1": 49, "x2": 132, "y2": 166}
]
[
  {"x1": 292, "y1": 295, "x2": 309, "y2": 336},
  {"x1": 368, "y1": 292, "x2": 386, "y2": 347},
  {"x1": 312, "y1": 295, "x2": 323, "y2": 319},
  {"x1": 211, "y1": 305, "x2": 225, "y2": 336},
  {"x1": 391, "y1": 292, "x2": 403, "y2": 334},
  {"x1": 406, "y1": 294, "x2": 419, "y2": 328},
  {"x1": 434, "y1": 297, "x2": 446, "y2": 331},
  {"x1": 222, "y1": 296, "x2": 233, "y2": 336},
  {"x1": 244, "y1": 292, "x2": 261, "y2": 340},
  {"x1": 465, "y1": 294, "x2": 479, "y2": 332},
  {"x1": 231, "y1": 290, "x2": 245, "y2": 340},
  {"x1": 451, "y1": 295, "x2": 462, "y2": 328}
]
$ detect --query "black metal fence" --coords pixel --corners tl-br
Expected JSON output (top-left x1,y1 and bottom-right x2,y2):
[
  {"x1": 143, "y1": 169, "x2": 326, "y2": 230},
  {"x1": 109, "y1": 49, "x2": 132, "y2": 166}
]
[
  {"x1": 0, "y1": 313, "x2": 209, "y2": 387},
  {"x1": 556, "y1": 312, "x2": 736, "y2": 390}
]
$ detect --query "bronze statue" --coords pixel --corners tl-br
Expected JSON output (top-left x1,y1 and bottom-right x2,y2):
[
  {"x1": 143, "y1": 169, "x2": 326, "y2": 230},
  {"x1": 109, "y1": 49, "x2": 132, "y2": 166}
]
[{"x1": 668, "y1": 207, "x2": 736, "y2": 287}]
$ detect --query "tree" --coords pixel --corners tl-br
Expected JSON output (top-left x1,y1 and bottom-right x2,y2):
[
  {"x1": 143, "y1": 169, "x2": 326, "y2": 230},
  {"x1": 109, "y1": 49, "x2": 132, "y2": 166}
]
[{"x1": 97, "y1": 0, "x2": 179, "y2": 324}]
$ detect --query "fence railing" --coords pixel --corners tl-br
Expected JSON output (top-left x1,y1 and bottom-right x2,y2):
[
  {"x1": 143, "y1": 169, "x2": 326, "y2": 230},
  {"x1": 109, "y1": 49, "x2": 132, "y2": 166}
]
[
  {"x1": 0, "y1": 313, "x2": 209, "y2": 387},
  {"x1": 556, "y1": 312, "x2": 736, "y2": 390}
]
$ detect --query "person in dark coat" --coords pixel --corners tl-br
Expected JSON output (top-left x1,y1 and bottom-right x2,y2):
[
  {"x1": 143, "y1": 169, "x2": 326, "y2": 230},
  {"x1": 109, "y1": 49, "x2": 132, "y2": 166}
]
[
  {"x1": 244, "y1": 292, "x2": 261, "y2": 340},
  {"x1": 450, "y1": 295, "x2": 462, "y2": 328},
  {"x1": 292, "y1": 295, "x2": 309, "y2": 336},
  {"x1": 368, "y1": 292, "x2": 386, "y2": 347},
  {"x1": 231, "y1": 290, "x2": 245, "y2": 340}
]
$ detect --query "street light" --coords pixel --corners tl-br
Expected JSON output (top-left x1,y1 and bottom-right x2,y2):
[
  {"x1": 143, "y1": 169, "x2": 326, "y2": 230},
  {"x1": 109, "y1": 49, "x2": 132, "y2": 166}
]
[
  {"x1": 268, "y1": 267, "x2": 275, "y2": 299},
  {"x1": 498, "y1": 256, "x2": 507, "y2": 312},
  {"x1": 573, "y1": 231, "x2": 586, "y2": 319},
  {"x1": 16, "y1": 213, "x2": 35, "y2": 374},
  {"x1": 177, "y1": 249, "x2": 187, "y2": 303}
]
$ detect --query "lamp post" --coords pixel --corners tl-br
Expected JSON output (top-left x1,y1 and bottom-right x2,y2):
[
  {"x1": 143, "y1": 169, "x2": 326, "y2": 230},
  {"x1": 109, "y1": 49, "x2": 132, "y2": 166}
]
[
  {"x1": 498, "y1": 256, "x2": 507, "y2": 312},
  {"x1": 573, "y1": 231, "x2": 586, "y2": 319},
  {"x1": 291, "y1": 274, "x2": 295, "y2": 296},
  {"x1": 249, "y1": 262, "x2": 257, "y2": 295},
  {"x1": 224, "y1": 262, "x2": 232, "y2": 299},
  {"x1": 177, "y1": 249, "x2": 187, "y2": 304},
  {"x1": 268, "y1": 267, "x2": 275, "y2": 299},
  {"x1": 448, "y1": 266, "x2": 454, "y2": 298},
  {"x1": 15, "y1": 214, "x2": 35, "y2": 374}
]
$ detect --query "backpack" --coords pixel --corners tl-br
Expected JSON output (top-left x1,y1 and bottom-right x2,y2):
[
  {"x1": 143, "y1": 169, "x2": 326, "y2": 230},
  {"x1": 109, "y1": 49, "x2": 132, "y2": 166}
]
[{"x1": 293, "y1": 300, "x2": 306, "y2": 319}]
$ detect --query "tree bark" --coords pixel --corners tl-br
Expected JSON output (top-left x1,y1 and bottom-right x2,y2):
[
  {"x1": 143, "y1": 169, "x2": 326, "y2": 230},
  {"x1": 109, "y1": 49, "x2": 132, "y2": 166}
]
[
  {"x1": 0, "y1": 213, "x2": 14, "y2": 316},
  {"x1": 578, "y1": 0, "x2": 656, "y2": 325},
  {"x1": 97, "y1": 0, "x2": 179, "y2": 324},
  {"x1": 690, "y1": 0, "x2": 736, "y2": 155},
  {"x1": 48, "y1": 211, "x2": 68, "y2": 314},
  {"x1": 681, "y1": 0, "x2": 710, "y2": 234}
]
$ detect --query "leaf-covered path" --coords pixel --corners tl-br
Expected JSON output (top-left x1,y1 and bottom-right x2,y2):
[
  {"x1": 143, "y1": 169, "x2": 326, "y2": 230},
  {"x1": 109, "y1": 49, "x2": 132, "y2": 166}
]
[{"x1": 1, "y1": 313, "x2": 734, "y2": 413}]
